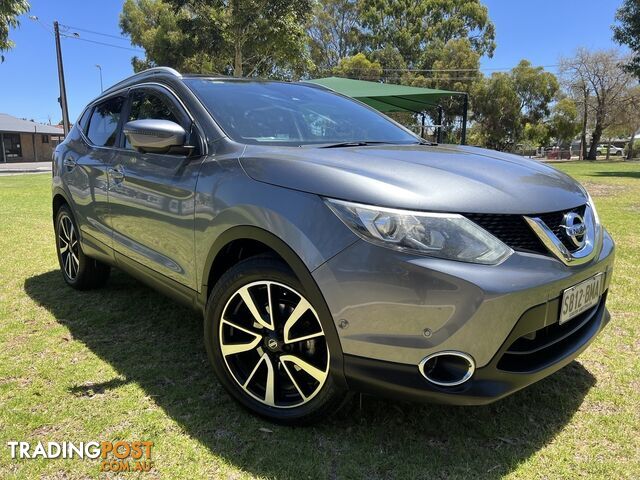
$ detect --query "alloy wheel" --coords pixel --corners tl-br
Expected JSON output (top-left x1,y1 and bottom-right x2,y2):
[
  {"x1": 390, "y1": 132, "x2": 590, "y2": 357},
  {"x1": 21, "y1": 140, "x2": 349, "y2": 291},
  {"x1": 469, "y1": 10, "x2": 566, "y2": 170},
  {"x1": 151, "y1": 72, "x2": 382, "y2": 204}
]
[
  {"x1": 58, "y1": 214, "x2": 80, "y2": 280},
  {"x1": 219, "y1": 280, "x2": 329, "y2": 409}
]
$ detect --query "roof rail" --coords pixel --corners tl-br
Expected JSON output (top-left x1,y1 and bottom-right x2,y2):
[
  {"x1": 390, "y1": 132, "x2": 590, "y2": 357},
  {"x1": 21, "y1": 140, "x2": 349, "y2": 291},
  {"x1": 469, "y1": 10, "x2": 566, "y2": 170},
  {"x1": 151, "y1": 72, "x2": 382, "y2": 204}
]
[{"x1": 102, "y1": 67, "x2": 182, "y2": 95}]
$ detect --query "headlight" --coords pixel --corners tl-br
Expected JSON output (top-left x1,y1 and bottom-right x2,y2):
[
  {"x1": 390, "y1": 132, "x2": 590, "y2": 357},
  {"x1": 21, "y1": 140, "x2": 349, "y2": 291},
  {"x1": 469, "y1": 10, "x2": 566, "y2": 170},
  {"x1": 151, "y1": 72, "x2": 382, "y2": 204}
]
[{"x1": 325, "y1": 198, "x2": 513, "y2": 265}]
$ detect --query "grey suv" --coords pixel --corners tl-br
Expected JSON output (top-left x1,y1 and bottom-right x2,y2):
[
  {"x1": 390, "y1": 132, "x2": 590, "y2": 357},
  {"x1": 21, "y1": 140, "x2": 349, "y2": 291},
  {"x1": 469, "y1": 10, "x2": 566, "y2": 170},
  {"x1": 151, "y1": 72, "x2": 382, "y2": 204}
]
[{"x1": 52, "y1": 67, "x2": 615, "y2": 424}]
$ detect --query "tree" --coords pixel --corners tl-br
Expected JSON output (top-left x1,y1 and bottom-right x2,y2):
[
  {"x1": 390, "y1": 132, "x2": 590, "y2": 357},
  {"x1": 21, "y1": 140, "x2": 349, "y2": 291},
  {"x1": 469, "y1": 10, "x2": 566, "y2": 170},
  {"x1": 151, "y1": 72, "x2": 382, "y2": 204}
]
[
  {"x1": 369, "y1": 45, "x2": 406, "y2": 83},
  {"x1": 0, "y1": 0, "x2": 29, "y2": 62},
  {"x1": 333, "y1": 52, "x2": 382, "y2": 80},
  {"x1": 120, "y1": 0, "x2": 207, "y2": 73},
  {"x1": 403, "y1": 39, "x2": 481, "y2": 143},
  {"x1": 426, "y1": 38, "x2": 481, "y2": 93},
  {"x1": 549, "y1": 97, "x2": 580, "y2": 148},
  {"x1": 560, "y1": 49, "x2": 635, "y2": 160},
  {"x1": 511, "y1": 60, "x2": 559, "y2": 123},
  {"x1": 603, "y1": 85, "x2": 640, "y2": 160},
  {"x1": 358, "y1": 0, "x2": 495, "y2": 69},
  {"x1": 307, "y1": 0, "x2": 360, "y2": 72},
  {"x1": 613, "y1": 0, "x2": 640, "y2": 79},
  {"x1": 471, "y1": 73, "x2": 522, "y2": 151},
  {"x1": 121, "y1": 0, "x2": 313, "y2": 78},
  {"x1": 522, "y1": 122, "x2": 550, "y2": 150},
  {"x1": 470, "y1": 61, "x2": 557, "y2": 151}
]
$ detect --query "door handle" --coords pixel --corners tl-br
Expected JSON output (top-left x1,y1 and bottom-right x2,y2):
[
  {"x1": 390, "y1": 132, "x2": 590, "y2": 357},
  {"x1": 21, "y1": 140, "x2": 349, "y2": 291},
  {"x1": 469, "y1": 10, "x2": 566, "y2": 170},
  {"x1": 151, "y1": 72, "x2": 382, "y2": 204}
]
[
  {"x1": 63, "y1": 156, "x2": 77, "y2": 170},
  {"x1": 108, "y1": 165, "x2": 125, "y2": 183}
]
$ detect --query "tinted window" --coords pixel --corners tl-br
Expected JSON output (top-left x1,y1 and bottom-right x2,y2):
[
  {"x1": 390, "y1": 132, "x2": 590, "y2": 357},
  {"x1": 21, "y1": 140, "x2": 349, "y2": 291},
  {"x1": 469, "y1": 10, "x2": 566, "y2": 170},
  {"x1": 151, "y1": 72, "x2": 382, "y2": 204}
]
[
  {"x1": 128, "y1": 90, "x2": 182, "y2": 124},
  {"x1": 76, "y1": 108, "x2": 91, "y2": 133},
  {"x1": 184, "y1": 79, "x2": 418, "y2": 146},
  {"x1": 125, "y1": 90, "x2": 183, "y2": 150},
  {"x1": 86, "y1": 97, "x2": 125, "y2": 147}
]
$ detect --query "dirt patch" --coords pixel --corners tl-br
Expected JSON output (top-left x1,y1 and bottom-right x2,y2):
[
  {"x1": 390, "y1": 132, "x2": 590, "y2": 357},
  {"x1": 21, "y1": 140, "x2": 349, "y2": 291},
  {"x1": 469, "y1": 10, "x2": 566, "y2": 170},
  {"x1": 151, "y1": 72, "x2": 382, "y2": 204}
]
[{"x1": 581, "y1": 181, "x2": 629, "y2": 197}]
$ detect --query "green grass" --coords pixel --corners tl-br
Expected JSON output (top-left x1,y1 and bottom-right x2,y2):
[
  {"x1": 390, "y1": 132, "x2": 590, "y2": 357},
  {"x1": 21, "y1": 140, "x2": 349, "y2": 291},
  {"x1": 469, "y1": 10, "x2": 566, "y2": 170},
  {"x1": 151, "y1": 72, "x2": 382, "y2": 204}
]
[{"x1": 0, "y1": 162, "x2": 639, "y2": 479}]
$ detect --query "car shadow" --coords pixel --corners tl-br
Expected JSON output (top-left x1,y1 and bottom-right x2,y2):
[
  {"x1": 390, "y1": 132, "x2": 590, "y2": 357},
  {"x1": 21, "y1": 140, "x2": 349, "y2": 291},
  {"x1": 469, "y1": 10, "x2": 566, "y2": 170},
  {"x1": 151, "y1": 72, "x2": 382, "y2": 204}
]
[{"x1": 24, "y1": 269, "x2": 595, "y2": 479}]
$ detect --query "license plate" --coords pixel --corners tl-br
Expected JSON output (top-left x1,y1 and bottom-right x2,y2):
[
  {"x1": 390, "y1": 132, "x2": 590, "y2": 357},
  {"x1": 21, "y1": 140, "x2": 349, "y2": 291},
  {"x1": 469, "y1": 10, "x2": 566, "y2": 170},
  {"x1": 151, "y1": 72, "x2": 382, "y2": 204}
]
[{"x1": 559, "y1": 273, "x2": 605, "y2": 324}]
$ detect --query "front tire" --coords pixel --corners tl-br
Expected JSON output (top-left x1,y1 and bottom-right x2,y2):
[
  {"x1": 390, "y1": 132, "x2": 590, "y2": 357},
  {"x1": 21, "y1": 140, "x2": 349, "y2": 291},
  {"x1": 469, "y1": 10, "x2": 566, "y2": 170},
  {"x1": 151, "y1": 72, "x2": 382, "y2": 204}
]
[
  {"x1": 204, "y1": 256, "x2": 346, "y2": 424},
  {"x1": 55, "y1": 205, "x2": 110, "y2": 290}
]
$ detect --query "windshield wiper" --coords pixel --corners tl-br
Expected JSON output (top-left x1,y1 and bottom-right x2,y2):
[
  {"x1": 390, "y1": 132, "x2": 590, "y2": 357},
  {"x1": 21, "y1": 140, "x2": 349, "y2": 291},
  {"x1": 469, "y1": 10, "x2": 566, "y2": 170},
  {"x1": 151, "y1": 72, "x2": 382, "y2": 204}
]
[
  {"x1": 318, "y1": 141, "x2": 399, "y2": 148},
  {"x1": 318, "y1": 140, "x2": 438, "y2": 148}
]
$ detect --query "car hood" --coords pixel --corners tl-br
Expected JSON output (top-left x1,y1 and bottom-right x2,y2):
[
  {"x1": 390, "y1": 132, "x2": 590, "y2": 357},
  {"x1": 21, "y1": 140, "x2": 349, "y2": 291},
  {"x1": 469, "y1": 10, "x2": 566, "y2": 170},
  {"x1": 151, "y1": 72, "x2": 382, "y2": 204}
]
[{"x1": 239, "y1": 144, "x2": 587, "y2": 214}]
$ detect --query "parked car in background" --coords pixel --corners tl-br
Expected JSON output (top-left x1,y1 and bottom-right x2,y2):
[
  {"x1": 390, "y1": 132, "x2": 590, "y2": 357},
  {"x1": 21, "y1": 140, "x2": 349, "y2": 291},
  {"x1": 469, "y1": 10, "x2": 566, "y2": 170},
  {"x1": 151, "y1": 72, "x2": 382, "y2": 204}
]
[
  {"x1": 596, "y1": 145, "x2": 624, "y2": 156},
  {"x1": 52, "y1": 68, "x2": 615, "y2": 424}
]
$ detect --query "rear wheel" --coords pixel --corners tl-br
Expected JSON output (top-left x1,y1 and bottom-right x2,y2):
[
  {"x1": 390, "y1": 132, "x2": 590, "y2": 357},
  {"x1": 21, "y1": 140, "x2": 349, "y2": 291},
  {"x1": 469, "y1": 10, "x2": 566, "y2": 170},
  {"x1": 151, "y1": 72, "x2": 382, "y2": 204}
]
[
  {"x1": 55, "y1": 205, "x2": 110, "y2": 290},
  {"x1": 205, "y1": 256, "x2": 345, "y2": 424}
]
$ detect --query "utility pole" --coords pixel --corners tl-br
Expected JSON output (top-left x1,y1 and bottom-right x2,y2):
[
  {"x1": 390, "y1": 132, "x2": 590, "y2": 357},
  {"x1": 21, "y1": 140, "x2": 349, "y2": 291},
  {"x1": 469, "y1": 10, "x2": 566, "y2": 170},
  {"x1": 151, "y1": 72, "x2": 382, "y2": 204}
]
[{"x1": 53, "y1": 21, "x2": 71, "y2": 136}]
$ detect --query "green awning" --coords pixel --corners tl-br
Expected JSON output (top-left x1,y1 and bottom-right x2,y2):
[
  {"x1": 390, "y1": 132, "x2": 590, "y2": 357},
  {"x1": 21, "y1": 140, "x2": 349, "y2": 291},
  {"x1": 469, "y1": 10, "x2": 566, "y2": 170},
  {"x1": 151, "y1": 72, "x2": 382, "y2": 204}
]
[{"x1": 305, "y1": 76, "x2": 463, "y2": 113}]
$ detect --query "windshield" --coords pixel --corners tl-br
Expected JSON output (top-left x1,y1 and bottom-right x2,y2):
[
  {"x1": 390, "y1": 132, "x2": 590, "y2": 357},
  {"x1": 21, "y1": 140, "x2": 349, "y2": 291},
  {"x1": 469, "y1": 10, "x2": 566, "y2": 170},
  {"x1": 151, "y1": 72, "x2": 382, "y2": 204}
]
[{"x1": 184, "y1": 79, "x2": 419, "y2": 146}]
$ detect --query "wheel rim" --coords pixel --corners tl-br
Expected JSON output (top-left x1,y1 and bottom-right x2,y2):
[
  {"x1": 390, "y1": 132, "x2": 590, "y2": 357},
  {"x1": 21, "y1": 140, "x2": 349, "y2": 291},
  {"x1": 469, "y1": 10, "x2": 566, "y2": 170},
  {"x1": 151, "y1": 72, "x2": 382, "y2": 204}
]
[
  {"x1": 58, "y1": 214, "x2": 79, "y2": 280},
  {"x1": 219, "y1": 280, "x2": 329, "y2": 409}
]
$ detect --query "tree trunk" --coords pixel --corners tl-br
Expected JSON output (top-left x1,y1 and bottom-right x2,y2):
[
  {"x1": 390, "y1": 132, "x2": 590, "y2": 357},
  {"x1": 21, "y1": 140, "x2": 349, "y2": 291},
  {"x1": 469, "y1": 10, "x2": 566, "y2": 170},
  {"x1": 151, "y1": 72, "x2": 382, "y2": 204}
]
[
  {"x1": 234, "y1": 37, "x2": 243, "y2": 77},
  {"x1": 588, "y1": 117, "x2": 603, "y2": 160}
]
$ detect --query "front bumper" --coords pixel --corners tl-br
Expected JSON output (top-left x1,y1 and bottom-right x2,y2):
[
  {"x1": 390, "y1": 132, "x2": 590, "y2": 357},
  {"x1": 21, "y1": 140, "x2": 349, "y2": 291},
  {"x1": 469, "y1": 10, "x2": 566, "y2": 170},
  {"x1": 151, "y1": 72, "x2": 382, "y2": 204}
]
[
  {"x1": 312, "y1": 230, "x2": 615, "y2": 368},
  {"x1": 312, "y1": 229, "x2": 614, "y2": 403},
  {"x1": 342, "y1": 294, "x2": 610, "y2": 405}
]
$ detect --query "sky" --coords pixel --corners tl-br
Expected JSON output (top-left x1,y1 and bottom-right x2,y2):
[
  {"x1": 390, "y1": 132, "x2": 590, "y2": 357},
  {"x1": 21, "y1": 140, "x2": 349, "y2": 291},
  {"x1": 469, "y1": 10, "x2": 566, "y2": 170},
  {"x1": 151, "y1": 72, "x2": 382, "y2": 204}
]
[{"x1": 0, "y1": 0, "x2": 627, "y2": 124}]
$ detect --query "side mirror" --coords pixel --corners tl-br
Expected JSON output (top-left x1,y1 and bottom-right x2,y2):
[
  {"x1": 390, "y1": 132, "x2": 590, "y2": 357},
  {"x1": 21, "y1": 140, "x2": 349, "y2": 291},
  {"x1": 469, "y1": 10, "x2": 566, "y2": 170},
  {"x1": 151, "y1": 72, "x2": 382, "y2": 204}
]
[{"x1": 123, "y1": 119, "x2": 187, "y2": 154}]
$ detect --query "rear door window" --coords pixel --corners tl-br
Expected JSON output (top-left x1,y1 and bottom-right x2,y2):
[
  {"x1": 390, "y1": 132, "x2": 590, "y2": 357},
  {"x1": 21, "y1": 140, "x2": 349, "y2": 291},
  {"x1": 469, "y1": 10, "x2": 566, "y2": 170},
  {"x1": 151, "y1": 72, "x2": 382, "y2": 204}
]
[{"x1": 86, "y1": 96, "x2": 125, "y2": 147}]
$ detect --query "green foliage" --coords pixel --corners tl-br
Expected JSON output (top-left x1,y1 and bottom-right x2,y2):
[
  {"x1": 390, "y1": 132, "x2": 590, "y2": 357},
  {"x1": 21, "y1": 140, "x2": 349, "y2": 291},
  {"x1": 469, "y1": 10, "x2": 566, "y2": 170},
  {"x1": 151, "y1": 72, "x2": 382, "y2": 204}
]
[
  {"x1": 613, "y1": 0, "x2": 640, "y2": 79},
  {"x1": 120, "y1": 0, "x2": 312, "y2": 78},
  {"x1": 307, "y1": 0, "x2": 360, "y2": 72},
  {"x1": 401, "y1": 39, "x2": 480, "y2": 143},
  {"x1": 511, "y1": 60, "x2": 559, "y2": 123},
  {"x1": 470, "y1": 61, "x2": 559, "y2": 151},
  {"x1": 549, "y1": 98, "x2": 579, "y2": 146},
  {"x1": 120, "y1": 0, "x2": 209, "y2": 73},
  {"x1": 0, "y1": 0, "x2": 29, "y2": 61},
  {"x1": 523, "y1": 122, "x2": 550, "y2": 148},
  {"x1": 358, "y1": 0, "x2": 495, "y2": 68},
  {"x1": 427, "y1": 38, "x2": 481, "y2": 93},
  {"x1": 369, "y1": 45, "x2": 406, "y2": 82},
  {"x1": 471, "y1": 72, "x2": 522, "y2": 151},
  {"x1": 333, "y1": 52, "x2": 382, "y2": 80}
]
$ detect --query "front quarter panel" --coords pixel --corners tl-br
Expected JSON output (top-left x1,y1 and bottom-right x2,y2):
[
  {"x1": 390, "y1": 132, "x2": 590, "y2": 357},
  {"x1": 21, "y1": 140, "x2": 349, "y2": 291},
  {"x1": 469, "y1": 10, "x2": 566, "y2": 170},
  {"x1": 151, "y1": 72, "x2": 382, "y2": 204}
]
[{"x1": 194, "y1": 155, "x2": 358, "y2": 295}]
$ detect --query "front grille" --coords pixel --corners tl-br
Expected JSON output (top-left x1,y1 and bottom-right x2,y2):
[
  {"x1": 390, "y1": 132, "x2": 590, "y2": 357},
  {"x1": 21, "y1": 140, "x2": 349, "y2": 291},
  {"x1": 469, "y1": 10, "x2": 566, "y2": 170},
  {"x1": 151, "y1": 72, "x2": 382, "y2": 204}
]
[
  {"x1": 464, "y1": 205, "x2": 586, "y2": 256},
  {"x1": 497, "y1": 294, "x2": 604, "y2": 373},
  {"x1": 464, "y1": 213, "x2": 546, "y2": 254}
]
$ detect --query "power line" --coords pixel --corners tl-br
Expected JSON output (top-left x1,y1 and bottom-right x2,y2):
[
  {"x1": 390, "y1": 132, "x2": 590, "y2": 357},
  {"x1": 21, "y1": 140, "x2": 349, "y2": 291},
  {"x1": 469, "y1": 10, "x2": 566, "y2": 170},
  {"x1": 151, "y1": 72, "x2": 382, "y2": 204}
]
[
  {"x1": 29, "y1": 16, "x2": 143, "y2": 54},
  {"x1": 59, "y1": 33, "x2": 145, "y2": 53},
  {"x1": 59, "y1": 24, "x2": 131, "y2": 42}
]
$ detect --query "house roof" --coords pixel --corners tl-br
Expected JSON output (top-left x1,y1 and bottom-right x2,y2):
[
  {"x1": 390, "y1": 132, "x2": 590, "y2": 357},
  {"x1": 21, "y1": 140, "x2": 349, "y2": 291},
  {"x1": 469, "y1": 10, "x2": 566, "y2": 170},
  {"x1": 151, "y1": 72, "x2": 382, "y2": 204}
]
[
  {"x1": 0, "y1": 113, "x2": 64, "y2": 135},
  {"x1": 305, "y1": 77, "x2": 463, "y2": 113}
]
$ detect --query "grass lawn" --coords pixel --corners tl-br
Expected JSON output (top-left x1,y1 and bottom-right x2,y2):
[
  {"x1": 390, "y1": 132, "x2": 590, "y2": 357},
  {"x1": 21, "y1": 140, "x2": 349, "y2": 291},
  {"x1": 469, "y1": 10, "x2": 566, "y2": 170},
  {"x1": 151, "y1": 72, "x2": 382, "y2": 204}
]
[{"x1": 0, "y1": 161, "x2": 638, "y2": 479}]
